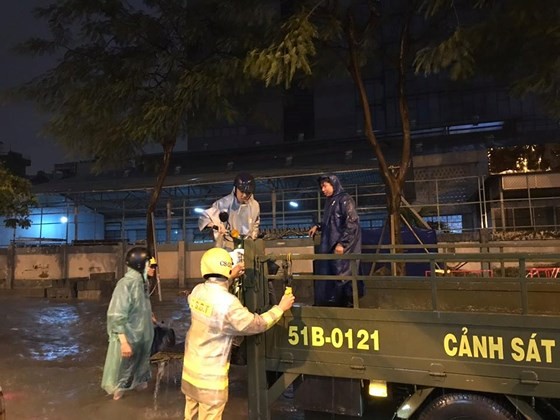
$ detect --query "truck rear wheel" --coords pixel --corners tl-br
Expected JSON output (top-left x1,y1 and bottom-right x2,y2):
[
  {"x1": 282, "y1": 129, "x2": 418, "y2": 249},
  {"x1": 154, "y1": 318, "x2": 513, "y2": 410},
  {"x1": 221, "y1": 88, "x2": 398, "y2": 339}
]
[{"x1": 418, "y1": 392, "x2": 516, "y2": 419}]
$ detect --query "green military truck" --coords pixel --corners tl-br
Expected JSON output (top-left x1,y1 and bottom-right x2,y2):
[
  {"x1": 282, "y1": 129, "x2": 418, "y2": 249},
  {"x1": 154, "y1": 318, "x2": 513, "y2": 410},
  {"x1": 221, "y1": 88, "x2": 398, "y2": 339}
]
[{"x1": 242, "y1": 240, "x2": 560, "y2": 419}]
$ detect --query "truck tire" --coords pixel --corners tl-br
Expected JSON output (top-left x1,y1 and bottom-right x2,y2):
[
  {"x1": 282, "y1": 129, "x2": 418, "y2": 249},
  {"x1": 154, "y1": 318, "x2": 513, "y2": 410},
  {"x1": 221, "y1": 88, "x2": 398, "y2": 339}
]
[{"x1": 418, "y1": 392, "x2": 516, "y2": 419}]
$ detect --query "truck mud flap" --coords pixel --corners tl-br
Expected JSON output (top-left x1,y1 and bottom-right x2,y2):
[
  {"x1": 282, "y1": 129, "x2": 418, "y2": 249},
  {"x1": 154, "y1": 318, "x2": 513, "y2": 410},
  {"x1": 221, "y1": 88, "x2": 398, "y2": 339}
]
[
  {"x1": 396, "y1": 387, "x2": 435, "y2": 419},
  {"x1": 505, "y1": 396, "x2": 544, "y2": 420}
]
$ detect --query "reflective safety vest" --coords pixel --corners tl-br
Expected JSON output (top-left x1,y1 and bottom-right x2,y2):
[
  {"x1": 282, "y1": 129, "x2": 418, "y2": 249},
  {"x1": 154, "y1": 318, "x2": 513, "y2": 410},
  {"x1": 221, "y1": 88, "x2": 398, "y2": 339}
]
[{"x1": 181, "y1": 279, "x2": 284, "y2": 405}]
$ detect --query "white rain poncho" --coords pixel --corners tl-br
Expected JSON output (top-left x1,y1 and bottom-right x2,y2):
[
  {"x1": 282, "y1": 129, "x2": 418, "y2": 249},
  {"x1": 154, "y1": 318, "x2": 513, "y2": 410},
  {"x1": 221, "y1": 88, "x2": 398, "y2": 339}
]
[{"x1": 198, "y1": 187, "x2": 260, "y2": 250}]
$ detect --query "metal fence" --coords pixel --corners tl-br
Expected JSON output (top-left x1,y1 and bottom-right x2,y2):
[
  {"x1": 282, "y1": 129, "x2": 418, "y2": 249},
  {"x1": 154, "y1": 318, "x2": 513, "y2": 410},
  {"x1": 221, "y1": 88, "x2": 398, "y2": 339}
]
[{"x1": 4, "y1": 172, "x2": 560, "y2": 247}]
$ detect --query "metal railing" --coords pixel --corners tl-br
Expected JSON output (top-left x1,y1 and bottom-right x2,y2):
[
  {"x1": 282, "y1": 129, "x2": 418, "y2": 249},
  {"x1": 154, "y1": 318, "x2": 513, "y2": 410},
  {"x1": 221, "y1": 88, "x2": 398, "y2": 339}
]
[{"x1": 242, "y1": 240, "x2": 560, "y2": 419}]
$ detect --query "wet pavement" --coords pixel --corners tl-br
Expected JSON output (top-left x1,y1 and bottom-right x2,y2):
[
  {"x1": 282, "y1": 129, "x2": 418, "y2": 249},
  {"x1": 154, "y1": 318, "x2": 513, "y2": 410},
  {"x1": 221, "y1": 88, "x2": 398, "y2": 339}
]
[{"x1": 0, "y1": 294, "x2": 393, "y2": 420}]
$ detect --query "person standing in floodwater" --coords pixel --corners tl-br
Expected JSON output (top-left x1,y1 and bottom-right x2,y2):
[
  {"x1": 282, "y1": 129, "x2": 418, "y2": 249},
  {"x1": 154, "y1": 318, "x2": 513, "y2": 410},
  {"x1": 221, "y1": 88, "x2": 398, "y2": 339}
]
[
  {"x1": 181, "y1": 248, "x2": 295, "y2": 419},
  {"x1": 101, "y1": 247, "x2": 155, "y2": 400}
]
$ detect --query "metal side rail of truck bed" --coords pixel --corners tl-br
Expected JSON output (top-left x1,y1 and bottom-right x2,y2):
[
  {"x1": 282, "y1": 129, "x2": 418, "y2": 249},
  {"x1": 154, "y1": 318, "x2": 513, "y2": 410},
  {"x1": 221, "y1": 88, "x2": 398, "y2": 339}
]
[{"x1": 240, "y1": 239, "x2": 560, "y2": 420}]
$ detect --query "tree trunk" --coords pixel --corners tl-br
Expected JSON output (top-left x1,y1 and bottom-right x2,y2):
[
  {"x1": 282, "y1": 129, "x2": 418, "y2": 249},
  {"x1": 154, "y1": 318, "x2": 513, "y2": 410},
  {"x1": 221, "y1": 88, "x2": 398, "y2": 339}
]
[
  {"x1": 386, "y1": 178, "x2": 403, "y2": 275},
  {"x1": 146, "y1": 140, "x2": 175, "y2": 257},
  {"x1": 344, "y1": 9, "x2": 413, "y2": 276},
  {"x1": 345, "y1": 14, "x2": 410, "y2": 253}
]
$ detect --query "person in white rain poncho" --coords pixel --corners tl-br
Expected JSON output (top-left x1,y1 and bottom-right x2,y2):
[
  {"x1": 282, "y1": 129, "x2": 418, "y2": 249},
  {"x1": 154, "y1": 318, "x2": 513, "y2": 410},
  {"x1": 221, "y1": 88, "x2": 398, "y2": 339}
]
[
  {"x1": 198, "y1": 172, "x2": 260, "y2": 251},
  {"x1": 182, "y1": 247, "x2": 295, "y2": 420}
]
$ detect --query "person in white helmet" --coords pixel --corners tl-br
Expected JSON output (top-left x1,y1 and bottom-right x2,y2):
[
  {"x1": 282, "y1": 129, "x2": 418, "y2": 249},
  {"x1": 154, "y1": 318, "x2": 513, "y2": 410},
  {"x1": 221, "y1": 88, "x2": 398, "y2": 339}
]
[{"x1": 182, "y1": 247, "x2": 295, "y2": 420}]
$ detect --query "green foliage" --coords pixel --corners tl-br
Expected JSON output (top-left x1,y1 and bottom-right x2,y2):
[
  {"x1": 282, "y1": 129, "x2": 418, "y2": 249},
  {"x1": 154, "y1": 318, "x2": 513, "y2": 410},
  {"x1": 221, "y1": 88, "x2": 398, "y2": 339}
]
[
  {"x1": 414, "y1": 27, "x2": 475, "y2": 80},
  {"x1": 243, "y1": 0, "x2": 429, "y2": 248},
  {"x1": 414, "y1": 0, "x2": 560, "y2": 117},
  {"x1": 11, "y1": 0, "x2": 275, "y2": 171},
  {"x1": 245, "y1": 12, "x2": 318, "y2": 89},
  {"x1": 243, "y1": 1, "x2": 380, "y2": 90},
  {"x1": 418, "y1": 0, "x2": 454, "y2": 18},
  {"x1": 419, "y1": 0, "x2": 492, "y2": 17},
  {"x1": 0, "y1": 165, "x2": 37, "y2": 229}
]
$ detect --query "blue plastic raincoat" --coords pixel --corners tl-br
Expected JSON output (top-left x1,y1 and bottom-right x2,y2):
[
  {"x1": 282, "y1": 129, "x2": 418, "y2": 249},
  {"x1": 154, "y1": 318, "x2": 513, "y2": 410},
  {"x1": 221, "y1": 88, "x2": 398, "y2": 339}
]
[{"x1": 314, "y1": 174, "x2": 363, "y2": 306}]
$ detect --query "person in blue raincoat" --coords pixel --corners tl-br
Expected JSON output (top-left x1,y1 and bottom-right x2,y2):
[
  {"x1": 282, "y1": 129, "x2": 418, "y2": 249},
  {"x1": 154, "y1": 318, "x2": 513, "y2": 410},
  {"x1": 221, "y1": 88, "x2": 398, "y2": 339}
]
[
  {"x1": 308, "y1": 174, "x2": 363, "y2": 307},
  {"x1": 101, "y1": 247, "x2": 155, "y2": 400}
]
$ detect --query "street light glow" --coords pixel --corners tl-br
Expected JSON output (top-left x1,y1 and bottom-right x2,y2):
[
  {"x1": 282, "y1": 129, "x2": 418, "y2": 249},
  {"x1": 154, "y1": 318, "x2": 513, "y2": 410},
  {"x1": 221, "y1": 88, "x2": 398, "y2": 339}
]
[{"x1": 60, "y1": 216, "x2": 68, "y2": 224}]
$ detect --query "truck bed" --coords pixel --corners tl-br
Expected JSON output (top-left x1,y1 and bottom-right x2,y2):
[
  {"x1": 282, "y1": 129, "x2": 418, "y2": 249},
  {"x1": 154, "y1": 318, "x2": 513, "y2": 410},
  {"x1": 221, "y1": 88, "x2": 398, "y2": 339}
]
[{"x1": 242, "y1": 241, "x2": 560, "y2": 418}]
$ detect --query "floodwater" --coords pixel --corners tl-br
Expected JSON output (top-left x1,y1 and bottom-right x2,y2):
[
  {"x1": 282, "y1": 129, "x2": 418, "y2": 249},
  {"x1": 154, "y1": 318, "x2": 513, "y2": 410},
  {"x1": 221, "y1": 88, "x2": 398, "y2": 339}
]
[{"x1": 0, "y1": 294, "x2": 391, "y2": 420}]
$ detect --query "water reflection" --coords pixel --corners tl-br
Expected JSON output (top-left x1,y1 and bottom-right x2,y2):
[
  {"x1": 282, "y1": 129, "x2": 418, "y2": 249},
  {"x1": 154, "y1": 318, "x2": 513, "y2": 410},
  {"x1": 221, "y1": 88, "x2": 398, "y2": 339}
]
[
  {"x1": 29, "y1": 305, "x2": 82, "y2": 361},
  {"x1": 0, "y1": 296, "x2": 322, "y2": 419},
  {"x1": 29, "y1": 344, "x2": 80, "y2": 361},
  {"x1": 34, "y1": 305, "x2": 79, "y2": 326}
]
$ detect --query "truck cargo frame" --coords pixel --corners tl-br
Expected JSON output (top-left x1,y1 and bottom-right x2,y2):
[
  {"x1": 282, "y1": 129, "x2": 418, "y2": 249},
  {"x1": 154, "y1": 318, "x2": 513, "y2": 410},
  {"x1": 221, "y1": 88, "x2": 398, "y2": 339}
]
[{"x1": 242, "y1": 239, "x2": 560, "y2": 419}]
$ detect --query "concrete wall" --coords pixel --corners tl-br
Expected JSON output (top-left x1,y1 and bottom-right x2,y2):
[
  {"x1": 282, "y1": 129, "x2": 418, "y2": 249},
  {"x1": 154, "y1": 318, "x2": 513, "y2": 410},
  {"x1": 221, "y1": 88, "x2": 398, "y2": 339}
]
[
  {"x1": 156, "y1": 249, "x2": 179, "y2": 281},
  {"x1": 67, "y1": 252, "x2": 118, "y2": 278},
  {"x1": 2, "y1": 239, "x2": 316, "y2": 290},
  {"x1": 3, "y1": 239, "x2": 558, "y2": 290},
  {"x1": 15, "y1": 248, "x2": 62, "y2": 282}
]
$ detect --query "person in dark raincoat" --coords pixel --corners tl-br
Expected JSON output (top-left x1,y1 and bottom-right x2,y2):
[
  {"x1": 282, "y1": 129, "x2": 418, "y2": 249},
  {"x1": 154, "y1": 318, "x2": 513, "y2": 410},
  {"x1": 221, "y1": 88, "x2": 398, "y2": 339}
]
[
  {"x1": 101, "y1": 247, "x2": 155, "y2": 400},
  {"x1": 309, "y1": 174, "x2": 363, "y2": 307}
]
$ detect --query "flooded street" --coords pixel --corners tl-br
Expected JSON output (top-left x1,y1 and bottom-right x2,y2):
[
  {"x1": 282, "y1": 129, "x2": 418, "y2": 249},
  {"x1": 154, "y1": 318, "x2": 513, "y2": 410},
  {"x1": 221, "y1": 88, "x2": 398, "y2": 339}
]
[
  {"x1": 0, "y1": 294, "x2": 191, "y2": 420},
  {"x1": 0, "y1": 294, "x2": 391, "y2": 420}
]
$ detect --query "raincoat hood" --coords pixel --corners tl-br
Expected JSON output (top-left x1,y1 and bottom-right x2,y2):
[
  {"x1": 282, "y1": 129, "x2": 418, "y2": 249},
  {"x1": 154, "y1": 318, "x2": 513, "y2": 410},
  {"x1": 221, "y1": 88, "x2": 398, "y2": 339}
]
[
  {"x1": 319, "y1": 174, "x2": 344, "y2": 196},
  {"x1": 317, "y1": 173, "x2": 361, "y2": 255},
  {"x1": 314, "y1": 173, "x2": 363, "y2": 306}
]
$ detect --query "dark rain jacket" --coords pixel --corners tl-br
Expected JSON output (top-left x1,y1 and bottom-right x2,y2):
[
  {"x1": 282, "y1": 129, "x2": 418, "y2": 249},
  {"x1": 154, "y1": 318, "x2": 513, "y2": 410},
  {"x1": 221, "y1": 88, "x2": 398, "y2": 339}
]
[
  {"x1": 315, "y1": 174, "x2": 362, "y2": 305},
  {"x1": 318, "y1": 174, "x2": 362, "y2": 263}
]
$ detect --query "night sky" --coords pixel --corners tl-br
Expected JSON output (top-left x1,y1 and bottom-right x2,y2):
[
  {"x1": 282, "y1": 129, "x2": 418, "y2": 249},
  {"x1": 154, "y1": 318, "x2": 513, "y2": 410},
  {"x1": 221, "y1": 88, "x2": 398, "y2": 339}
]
[{"x1": 0, "y1": 0, "x2": 68, "y2": 175}]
